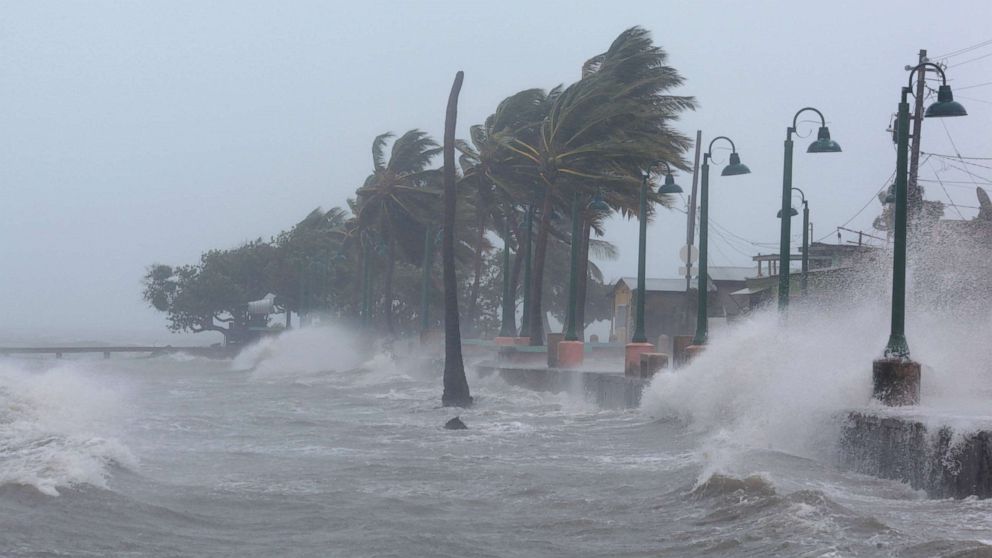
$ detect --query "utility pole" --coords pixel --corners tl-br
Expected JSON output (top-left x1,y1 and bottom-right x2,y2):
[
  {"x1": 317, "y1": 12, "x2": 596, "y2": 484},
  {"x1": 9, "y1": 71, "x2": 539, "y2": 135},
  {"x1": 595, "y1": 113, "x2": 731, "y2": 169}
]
[
  {"x1": 907, "y1": 49, "x2": 927, "y2": 216},
  {"x1": 684, "y1": 130, "x2": 702, "y2": 331}
]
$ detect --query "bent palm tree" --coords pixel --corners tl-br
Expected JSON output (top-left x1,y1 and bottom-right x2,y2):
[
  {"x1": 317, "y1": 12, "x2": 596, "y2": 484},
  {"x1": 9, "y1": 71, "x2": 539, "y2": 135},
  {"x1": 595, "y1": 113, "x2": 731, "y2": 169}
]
[
  {"x1": 441, "y1": 71, "x2": 472, "y2": 408},
  {"x1": 353, "y1": 130, "x2": 441, "y2": 337},
  {"x1": 500, "y1": 26, "x2": 696, "y2": 345}
]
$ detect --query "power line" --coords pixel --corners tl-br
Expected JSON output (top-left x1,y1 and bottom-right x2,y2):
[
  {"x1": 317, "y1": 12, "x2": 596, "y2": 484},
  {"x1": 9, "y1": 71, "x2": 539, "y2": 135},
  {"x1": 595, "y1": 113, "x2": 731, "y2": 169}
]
[
  {"x1": 933, "y1": 38, "x2": 992, "y2": 59},
  {"x1": 923, "y1": 151, "x2": 992, "y2": 162},
  {"x1": 814, "y1": 171, "x2": 895, "y2": 242},
  {"x1": 949, "y1": 51, "x2": 992, "y2": 68},
  {"x1": 956, "y1": 81, "x2": 992, "y2": 91},
  {"x1": 927, "y1": 158, "x2": 965, "y2": 219}
]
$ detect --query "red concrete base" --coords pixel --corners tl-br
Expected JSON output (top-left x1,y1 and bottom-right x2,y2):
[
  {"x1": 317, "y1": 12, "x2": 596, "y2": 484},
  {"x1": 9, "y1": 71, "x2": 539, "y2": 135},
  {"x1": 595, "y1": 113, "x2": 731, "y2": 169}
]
[
  {"x1": 685, "y1": 344, "x2": 705, "y2": 362},
  {"x1": 872, "y1": 358, "x2": 921, "y2": 406},
  {"x1": 494, "y1": 336, "x2": 517, "y2": 346},
  {"x1": 639, "y1": 352, "x2": 669, "y2": 379},
  {"x1": 625, "y1": 343, "x2": 655, "y2": 377},
  {"x1": 672, "y1": 335, "x2": 694, "y2": 368},
  {"x1": 557, "y1": 341, "x2": 584, "y2": 369},
  {"x1": 513, "y1": 337, "x2": 531, "y2": 346}
]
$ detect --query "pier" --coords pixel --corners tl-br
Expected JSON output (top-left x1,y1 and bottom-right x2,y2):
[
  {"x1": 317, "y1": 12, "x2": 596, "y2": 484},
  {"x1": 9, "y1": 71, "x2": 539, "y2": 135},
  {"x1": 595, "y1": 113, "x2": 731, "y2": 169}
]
[{"x1": 0, "y1": 346, "x2": 231, "y2": 359}]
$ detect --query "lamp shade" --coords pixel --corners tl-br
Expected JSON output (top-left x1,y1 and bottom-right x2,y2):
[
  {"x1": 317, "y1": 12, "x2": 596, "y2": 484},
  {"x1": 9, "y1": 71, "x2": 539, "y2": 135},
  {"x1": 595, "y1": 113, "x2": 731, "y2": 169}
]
[
  {"x1": 721, "y1": 152, "x2": 751, "y2": 176},
  {"x1": 657, "y1": 173, "x2": 684, "y2": 194},
  {"x1": 777, "y1": 207, "x2": 799, "y2": 218},
  {"x1": 925, "y1": 85, "x2": 967, "y2": 118},
  {"x1": 807, "y1": 126, "x2": 842, "y2": 153}
]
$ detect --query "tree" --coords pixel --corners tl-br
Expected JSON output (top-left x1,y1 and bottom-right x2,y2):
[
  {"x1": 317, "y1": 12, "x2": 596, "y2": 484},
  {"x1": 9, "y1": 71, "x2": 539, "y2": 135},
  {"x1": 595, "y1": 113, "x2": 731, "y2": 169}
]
[
  {"x1": 499, "y1": 27, "x2": 695, "y2": 345},
  {"x1": 442, "y1": 71, "x2": 472, "y2": 408},
  {"x1": 353, "y1": 130, "x2": 442, "y2": 337},
  {"x1": 142, "y1": 240, "x2": 279, "y2": 345}
]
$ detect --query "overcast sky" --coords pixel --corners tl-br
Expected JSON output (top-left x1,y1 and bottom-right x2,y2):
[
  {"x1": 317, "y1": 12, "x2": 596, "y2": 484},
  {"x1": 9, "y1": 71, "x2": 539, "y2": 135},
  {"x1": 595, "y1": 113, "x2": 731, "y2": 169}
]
[{"x1": 2, "y1": 0, "x2": 990, "y2": 343}]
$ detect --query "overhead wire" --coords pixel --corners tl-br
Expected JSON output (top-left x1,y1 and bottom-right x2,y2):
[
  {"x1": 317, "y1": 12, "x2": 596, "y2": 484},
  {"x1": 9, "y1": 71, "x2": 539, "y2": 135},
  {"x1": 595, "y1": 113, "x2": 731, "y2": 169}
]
[{"x1": 932, "y1": 38, "x2": 992, "y2": 60}]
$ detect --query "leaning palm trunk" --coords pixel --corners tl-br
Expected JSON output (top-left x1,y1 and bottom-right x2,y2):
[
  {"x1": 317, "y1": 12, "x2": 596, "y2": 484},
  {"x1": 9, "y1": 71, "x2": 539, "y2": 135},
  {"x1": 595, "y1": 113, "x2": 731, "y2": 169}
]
[
  {"x1": 441, "y1": 71, "x2": 472, "y2": 408},
  {"x1": 528, "y1": 188, "x2": 553, "y2": 346}
]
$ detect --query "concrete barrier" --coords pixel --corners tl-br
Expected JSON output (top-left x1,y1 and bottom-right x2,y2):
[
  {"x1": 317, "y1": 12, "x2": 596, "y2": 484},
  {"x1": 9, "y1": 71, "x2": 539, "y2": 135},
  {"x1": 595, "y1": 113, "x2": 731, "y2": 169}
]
[
  {"x1": 841, "y1": 411, "x2": 992, "y2": 499},
  {"x1": 475, "y1": 361, "x2": 646, "y2": 410}
]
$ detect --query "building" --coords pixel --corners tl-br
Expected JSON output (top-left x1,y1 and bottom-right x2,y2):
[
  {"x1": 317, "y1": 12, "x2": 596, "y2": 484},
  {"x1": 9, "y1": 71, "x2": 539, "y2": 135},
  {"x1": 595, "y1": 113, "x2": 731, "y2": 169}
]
[{"x1": 609, "y1": 266, "x2": 754, "y2": 344}]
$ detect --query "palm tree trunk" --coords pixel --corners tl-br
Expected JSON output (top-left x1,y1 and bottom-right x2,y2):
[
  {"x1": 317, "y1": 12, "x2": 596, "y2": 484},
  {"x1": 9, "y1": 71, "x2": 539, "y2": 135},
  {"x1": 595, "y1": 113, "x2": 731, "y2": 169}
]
[
  {"x1": 441, "y1": 71, "x2": 471, "y2": 408},
  {"x1": 509, "y1": 211, "x2": 524, "y2": 310},
  {"x1": 465, "y1": 211, "x2": 487, "y2": 336},
  {"x1": 576, "y1": 216, "x2": 592, "y2": 341},
  {"x1": 383, "y1": 237, "x2": 395, "y2": 337},
  {"x1": 528, "y1": 188, "x2": 553, "y2": 346}
]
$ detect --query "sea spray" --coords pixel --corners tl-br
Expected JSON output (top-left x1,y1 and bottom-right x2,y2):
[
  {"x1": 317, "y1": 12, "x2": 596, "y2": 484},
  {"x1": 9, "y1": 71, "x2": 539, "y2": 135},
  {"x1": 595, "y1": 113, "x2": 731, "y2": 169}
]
[{"x1": 0, "y1": 360, "x2": 135, "y2": 496}]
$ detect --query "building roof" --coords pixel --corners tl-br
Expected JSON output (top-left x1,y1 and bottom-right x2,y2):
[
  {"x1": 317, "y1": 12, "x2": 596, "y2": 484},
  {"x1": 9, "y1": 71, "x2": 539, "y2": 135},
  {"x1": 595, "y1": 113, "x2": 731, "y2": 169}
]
[
  {"x1": 706, "y1": 266, "x2": 754, "y2": 282},
  {"x1": 615, "y1": 277, "x2": 716, "y2": 293}
]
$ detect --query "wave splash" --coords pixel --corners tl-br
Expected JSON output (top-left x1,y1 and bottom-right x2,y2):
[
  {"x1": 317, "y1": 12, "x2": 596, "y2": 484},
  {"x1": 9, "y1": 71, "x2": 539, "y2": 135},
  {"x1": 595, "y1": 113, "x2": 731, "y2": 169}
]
[
  {"x1": 0, "y1": 360, "x2": 135, "y2": 496},
  {"x1": 232, "y1": 325, "x2": 407, "y2": 385}
]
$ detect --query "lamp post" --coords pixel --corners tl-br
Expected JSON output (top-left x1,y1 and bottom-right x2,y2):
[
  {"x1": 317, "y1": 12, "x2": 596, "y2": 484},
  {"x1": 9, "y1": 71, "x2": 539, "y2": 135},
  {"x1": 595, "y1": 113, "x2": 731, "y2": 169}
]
[
  {"x1": 518, "y1": 204, "x2": 534, "y2": 341},
  {"x1": 559, "y1": 192, "x2": 611, "y2": 368},
  {"x1": 689, "y1": 137, "x2": 751, "y2": 349},
  {"x1": 624, "y1": 163, "x2": 683, "y2": 376},
  {"x1": 777, "y1": 187, "x2": 810, "y2": 296},
  {"x1": 874, "y1": 63, "x2": 966, "y2": 406},
  {"x1": 778, "y1": 108, "x2": 841, "y2": 311}
]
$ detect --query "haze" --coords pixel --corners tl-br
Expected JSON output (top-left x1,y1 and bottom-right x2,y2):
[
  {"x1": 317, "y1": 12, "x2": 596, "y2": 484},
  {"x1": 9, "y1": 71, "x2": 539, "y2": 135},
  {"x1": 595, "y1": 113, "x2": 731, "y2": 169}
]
[{"x1": 1, "y1": 0, "x2": 989, "y2": 343}]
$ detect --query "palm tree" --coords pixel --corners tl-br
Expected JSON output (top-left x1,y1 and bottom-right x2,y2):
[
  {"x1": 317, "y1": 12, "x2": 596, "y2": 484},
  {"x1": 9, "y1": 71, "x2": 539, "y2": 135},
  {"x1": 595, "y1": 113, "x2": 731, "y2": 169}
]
[
  {"x1": 441, "y1": 71, "x2": 472, "y2": 408},
  {"x1": 353, "y1": 130, "x2": 441, "y2": 337},
  {"x1": 456, "y1": 88, "x2": 553, "y2": 336},
  {"x1": 498, "y1": 27, "x2": 695, "y2": 345}
]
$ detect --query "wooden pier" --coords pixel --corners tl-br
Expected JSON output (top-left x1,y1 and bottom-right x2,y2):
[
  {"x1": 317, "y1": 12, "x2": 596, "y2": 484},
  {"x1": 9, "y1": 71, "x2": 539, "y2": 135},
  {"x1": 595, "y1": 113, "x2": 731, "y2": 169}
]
[{"x1": 0, "y1": 346, "x2": 231, "y2": 359}]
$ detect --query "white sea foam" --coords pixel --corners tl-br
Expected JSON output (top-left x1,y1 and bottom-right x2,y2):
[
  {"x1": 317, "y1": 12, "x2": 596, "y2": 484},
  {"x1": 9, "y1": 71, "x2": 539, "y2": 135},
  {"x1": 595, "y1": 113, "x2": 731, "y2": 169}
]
[
  {"x1": 640, "y1": 251, "x2": 992, "y2": 467},
  {"x1": 0, "y1": 360, "x2": 135, "y2": 496},
  {"x1": 233, "y1": 325, "x2": 410, "y2": 387}
]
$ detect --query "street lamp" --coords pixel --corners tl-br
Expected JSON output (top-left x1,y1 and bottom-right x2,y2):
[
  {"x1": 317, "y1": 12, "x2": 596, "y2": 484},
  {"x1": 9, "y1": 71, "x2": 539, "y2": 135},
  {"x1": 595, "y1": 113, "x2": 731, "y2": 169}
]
[
  {"x1": 778, "y1": 107, "x2": 841, "y2": 311},
  {"x1": 874, "y1": 62, "x2": 967, "y2": 406},
  {"x1": 559, "y1": 192, "x2": 611, "y2": 368},
  {"x1": 518, "y1": 204, "x2": 534, "y2": 340},
  {"x1": 690, "y1": 137, "x2": 750, "y2": 348},
  {"x1": 624, "y1": 162, "x2": 683, "y2": 376},
  {"x1": 777, "y1": 187, "x2": 810, "y2": 297}
]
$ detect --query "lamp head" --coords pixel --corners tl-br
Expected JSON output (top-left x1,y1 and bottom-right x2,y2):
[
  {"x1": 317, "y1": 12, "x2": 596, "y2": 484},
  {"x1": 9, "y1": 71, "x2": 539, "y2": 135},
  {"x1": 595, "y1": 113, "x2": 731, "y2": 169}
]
[
  {"x1": 777, "y1": 207, "x2": 799, "y2": 218},
  {"x1": 721, "y1": 152, "x2": 751, "y2": 176},
  {"x1": 807, "y1": 126, "x2": 842, "y2": 153},
  {"x1": 925, "y1": 85, "x2": 968, "y2": 118},
  {"x1": 657, "y1": 173, "x2": 684, "y2": 194}
]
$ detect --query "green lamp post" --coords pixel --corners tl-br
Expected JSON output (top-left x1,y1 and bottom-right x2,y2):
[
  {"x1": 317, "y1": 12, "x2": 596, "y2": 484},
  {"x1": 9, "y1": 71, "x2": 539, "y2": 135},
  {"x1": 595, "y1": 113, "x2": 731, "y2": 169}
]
[
  {"x1": 518, "y1": 205, "x2": 534, "y2": 339},
  {"x1": 630, "y1": 162, "x2": 683, "y2": 344},
  {"x1": 874, "y1": 62, "x2": 966, "y2": 406},
  {"x1": 777, "y1": 187, "x2": 810, "y2": 297},
  {"x1": 564, "y1": 193, "x2": 610, "y2": 342},
  {"x1": 498, "y1": 207, "x2": 518, "y2": 338},
  {"x1": 691, "y1": 137, "x2": 750, "y2": 346},
  {"x1": 778, "y1": 108, "x2": 841, "y2": 311}
]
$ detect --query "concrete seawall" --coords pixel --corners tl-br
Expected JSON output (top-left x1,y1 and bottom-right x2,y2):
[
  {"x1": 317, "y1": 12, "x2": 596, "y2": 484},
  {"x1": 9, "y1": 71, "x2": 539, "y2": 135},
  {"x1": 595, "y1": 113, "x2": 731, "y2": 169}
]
[
  {"x1": 841, "y1": 411, "x2": 992, "y2": 499},
  {"x1": 474, "y1": 361, "x2": 647, "y2": 410}
]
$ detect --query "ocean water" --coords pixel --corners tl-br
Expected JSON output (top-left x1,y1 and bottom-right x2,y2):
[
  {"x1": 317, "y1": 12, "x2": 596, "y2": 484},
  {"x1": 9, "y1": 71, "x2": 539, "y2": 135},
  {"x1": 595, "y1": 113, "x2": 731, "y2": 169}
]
[{"x1": 2, "y1": 317, "x2": 992, "y2": 558}]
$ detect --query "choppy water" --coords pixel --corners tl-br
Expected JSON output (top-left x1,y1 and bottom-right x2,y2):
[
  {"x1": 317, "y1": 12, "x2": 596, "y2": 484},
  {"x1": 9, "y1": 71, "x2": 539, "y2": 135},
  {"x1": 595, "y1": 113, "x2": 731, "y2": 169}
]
[{"x1": 3, "y1": 318, "x2": 992, "y2": 557}]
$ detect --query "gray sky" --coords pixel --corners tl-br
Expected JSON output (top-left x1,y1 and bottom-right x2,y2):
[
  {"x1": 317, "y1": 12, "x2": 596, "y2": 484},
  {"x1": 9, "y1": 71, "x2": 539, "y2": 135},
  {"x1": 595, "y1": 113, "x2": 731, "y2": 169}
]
[{"x1": 2, "y1": 0, "x2": 990, "y2": 343}]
